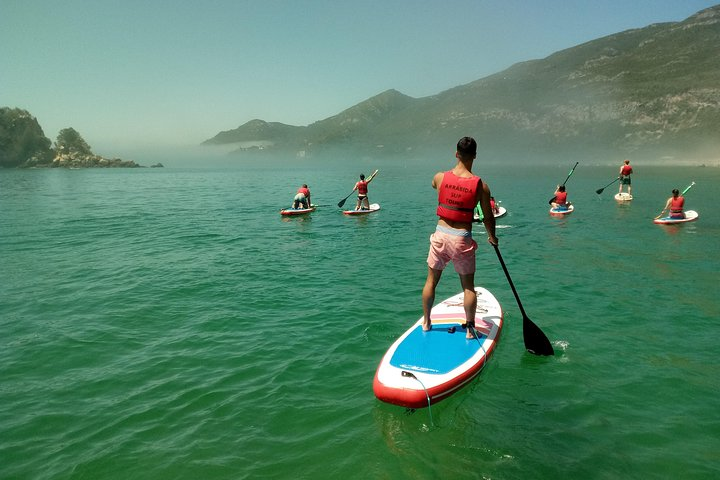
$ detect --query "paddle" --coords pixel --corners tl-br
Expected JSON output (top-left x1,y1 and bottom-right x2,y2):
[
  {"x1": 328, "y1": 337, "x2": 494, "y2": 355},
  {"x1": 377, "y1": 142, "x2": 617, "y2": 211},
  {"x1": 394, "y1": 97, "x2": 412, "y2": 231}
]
[
  {"x1": 595, "y1": 176, "x2": 620, "y2": 195},
  {"x1": 548, "y1": 162, "x2": 579, "y2": 204},
  {"x1": 655, "y1": 181, "x2": 695, "y2": 219},
  {"x1": 492, "y1": 244, "x2": 554, "y2": 356},
  {"x1": 337, "y1": 192, "x2": 354, "y2": 209},
  {"x1": 337, "y1": 169, "x2": 379, "y2": 208}
]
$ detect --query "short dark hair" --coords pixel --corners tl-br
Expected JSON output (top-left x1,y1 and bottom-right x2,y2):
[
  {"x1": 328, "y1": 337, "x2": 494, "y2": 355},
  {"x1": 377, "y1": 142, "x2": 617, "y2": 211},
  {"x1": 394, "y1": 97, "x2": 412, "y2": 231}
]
[
  {"x1": 360, "y1": 174, "x2": 365, "y2": 180},
  {"x1": 457, "y1": 137, "x2": 477, "y2": 157},
  {"x1": 672, "y1": 189, "x2": 679, "y2": 195}
]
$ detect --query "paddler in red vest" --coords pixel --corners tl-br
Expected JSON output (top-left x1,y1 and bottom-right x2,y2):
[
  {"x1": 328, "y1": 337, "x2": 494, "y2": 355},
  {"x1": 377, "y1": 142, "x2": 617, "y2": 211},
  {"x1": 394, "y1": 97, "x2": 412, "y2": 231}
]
[
  {"x1": 551, "y1": 185, "x2": 570, "y2": 209},
  {"x1": 657, "y1": 189, "x2": 685, "y2": 219},
  {"x1": 422, "y1": 137, "x2": 498, "y2": 339},
  {"x1": 490, "y1": 197, "x2": 499, "y2": 215},
  {"x1": 292, "y1": 184, "x2": 311, "y2": 209},
  {"x1": 619, "y1": 159, "x2": 633, "y2": 195},
  {"x1": 352, "y1": 170, "x2": 377, "y2": 210}
]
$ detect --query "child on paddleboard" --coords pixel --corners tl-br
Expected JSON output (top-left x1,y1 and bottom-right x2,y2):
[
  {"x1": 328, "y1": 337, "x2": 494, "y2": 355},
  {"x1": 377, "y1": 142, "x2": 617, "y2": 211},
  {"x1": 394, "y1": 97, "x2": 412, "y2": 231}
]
[
  {"x1": 657, "y1": 188, "x2": 685, "y2": 219},
  {"x1": 551, "y1": 185, "x2": 571, "y2": 210},
  {"x1": 422, "y1": 137, "x2": 498, "y2": 339}
]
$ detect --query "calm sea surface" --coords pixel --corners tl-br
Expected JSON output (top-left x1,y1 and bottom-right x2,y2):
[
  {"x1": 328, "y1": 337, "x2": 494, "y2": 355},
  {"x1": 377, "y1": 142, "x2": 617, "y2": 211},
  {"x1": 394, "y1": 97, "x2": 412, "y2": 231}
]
[{"x1": 1, "y1": 156, "x2": 719, "y2": 479}]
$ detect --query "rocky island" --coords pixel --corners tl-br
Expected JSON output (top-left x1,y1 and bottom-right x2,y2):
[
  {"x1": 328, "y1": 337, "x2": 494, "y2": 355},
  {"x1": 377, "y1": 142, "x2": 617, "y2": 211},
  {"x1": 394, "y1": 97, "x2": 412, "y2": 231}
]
[{"x1": 0, "y1": 108, "x2": 144, "y2": 168}]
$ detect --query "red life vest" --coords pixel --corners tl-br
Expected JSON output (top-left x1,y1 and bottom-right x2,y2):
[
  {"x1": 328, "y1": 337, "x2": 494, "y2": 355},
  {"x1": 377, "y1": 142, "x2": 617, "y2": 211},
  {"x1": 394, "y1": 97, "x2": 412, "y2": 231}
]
[
  {"x1": 555, "y1": 191, "x2": 568, "y2": 205},
  {"x1": 357, "y1": 181, "x2": 368, "y2": 195},
  {"x1": 670, "y1": 196, "x2": 684, "y2": 212},
  {"x1": 297, "y1": 187, "x2": 310, "y2": 196},
  {"x1": 436, "y1": 171, "x2": 481, "y2": 222},
  {"x1": 621, "y1": 165, "x2": 633, "y2": 175}
]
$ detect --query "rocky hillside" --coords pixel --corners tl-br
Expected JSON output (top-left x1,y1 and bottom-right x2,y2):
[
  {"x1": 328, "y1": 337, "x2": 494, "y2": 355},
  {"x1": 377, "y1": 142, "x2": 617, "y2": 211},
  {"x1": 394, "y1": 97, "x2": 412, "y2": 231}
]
[
  {"x1": 205, "y1": 5, "x2": 720, "y2": 160},
  {"x1": 0, "y1": 108, "x2": 141, "y2": 168},
  {"x1": 0, "y1": 108, "x2": 53, "y2": 167}
]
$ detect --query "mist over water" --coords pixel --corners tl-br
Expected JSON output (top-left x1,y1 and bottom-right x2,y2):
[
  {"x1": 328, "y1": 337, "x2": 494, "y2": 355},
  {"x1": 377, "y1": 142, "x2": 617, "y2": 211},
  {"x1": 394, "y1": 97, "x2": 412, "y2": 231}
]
[{"x1": 1, "y1": 155, "x2": 718, "y2": 479}]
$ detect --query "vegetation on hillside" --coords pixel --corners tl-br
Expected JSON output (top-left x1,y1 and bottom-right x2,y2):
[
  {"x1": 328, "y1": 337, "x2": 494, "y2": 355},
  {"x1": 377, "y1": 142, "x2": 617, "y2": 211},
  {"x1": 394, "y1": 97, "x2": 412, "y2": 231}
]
[{"x1": 204, "y1": 5, "x2": 720, "y2": 161}]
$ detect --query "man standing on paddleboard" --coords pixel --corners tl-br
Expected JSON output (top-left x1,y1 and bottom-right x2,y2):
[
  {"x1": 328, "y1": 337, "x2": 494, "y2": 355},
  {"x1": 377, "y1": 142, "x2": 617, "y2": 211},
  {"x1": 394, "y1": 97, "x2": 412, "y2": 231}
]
[
  {"x1": 619, "y1": 159, "x2": 633, "y2": 195},
  {"x1": 422, "y1": 137, "x2": 498, "y2": 339}
]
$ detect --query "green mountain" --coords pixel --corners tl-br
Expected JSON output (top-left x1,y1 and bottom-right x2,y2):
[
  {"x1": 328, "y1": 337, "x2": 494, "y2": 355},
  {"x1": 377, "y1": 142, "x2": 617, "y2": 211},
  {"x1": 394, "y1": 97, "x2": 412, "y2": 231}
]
[{"x1": 205, "y1": 5, "x2": 720, "y2": 161}]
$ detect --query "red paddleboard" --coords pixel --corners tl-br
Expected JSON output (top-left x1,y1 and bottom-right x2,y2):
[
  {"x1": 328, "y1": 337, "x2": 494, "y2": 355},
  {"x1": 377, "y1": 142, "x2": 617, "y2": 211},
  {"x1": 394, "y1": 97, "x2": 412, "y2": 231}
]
[{"x1": 280, "y1": 205, "x2": 316, "y2": 216}]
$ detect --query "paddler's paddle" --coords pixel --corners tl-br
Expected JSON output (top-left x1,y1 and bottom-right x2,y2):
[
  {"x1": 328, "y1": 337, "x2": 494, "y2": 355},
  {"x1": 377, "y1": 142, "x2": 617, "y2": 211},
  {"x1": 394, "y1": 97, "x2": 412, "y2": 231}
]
[
  {"x1": 548, "y1": 162, "x2": 579, "y2": 204},
  {"x1": 655, "y1": 181, "x2": 695, "y2": 219},
  {"x1": 492, "y1": 244, "x2": 554, "y2": 356},
  {"x1": 337, "y1": 192, "x2": 354, "y2": 209},
  {"x1": 595, "y1": 176, "x2": 620, "y2": 194},
  {"x1": 338, "y1": 169, "x2": 379, "y2": 208}
]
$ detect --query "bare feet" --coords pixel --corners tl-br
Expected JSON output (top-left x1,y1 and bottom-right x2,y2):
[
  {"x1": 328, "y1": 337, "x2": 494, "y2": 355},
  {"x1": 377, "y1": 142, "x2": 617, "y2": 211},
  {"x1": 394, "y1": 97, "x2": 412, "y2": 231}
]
[
  {"x1": 422, "y1": 319, "x2": 432, "y2": 332},
  {"x1": 464, "y1": 321, "x2": 475, "y2": 339}
]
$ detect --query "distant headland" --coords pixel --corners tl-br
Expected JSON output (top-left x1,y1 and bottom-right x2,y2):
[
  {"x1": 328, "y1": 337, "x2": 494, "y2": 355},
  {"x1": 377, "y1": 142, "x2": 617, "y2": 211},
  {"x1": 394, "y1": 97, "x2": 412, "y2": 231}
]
[{"x1": 0, "y1": 107, "x2": 151, "y2": 169}]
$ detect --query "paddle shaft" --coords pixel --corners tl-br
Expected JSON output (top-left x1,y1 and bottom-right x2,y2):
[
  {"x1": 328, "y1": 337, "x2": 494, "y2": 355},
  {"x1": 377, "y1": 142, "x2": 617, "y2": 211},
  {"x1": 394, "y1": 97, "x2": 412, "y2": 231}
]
[
  {"x1": 492, "y1": 244, "x2": 554, "y2": 356},
  {"x1": 493, "y1": 245, "x2": 529, "y2": 318},
  {"x1": 596, "y1": 176, "x2": 620, "y2": 194},
  {"x1": 336, "y1": 192, "x2": 354, "y2": 208},
  {"x1": 560, "y1": 162, "x2": 580, "y2": 187},
  {"x1": 549, "y1": 162, "x2": 579, "y2": 203},
  {"x1": 681, "y1": 181, "x2": 695, "y2": 196}
]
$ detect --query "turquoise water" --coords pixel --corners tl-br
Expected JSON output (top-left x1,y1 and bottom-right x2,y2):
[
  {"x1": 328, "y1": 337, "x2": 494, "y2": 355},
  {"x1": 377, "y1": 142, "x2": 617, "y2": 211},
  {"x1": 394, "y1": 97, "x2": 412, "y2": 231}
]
[{"x1": 1, "y1": 158, "x2": 719, "y2": 479}]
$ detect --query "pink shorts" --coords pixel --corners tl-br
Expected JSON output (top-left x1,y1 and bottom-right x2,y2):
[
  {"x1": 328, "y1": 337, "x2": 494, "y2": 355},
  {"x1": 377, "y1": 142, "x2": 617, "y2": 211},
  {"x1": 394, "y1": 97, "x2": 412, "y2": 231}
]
[{"x1": 426, "y1": 226, "x2": 477, "y2": 275}]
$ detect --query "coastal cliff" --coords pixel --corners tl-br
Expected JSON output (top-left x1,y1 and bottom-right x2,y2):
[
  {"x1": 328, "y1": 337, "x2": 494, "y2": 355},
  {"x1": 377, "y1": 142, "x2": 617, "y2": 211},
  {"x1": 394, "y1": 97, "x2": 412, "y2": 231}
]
[{"x1": 0, "y1": 109, "x2": 141, "y2": 168}]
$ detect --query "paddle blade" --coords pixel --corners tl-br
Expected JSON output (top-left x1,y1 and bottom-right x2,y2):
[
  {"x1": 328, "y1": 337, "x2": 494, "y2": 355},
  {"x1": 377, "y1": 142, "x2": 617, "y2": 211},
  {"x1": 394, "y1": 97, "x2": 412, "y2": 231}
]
[
  {"x1": 523, "y1": 315, "x2": 555, "y2": 356},
  {"x1": 492, "y1": 244, "x2": 554, "y2": 356},
  {"x1": 595, "y1": 187, "x2": 604, "y2": 194},
  {"x1": 337, "y1": 198, "x2": 347, "y2": 208}
]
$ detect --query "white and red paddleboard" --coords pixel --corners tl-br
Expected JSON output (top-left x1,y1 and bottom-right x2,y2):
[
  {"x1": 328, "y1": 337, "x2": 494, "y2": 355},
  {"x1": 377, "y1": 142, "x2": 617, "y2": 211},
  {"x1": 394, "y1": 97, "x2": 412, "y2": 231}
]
[
  {"x1": 549, "y1": 204, "x2": 574, "y2": 216},
  {"x1": 653, "y1": 210, "x2": 698, "y2": 224},
  {"x1": 373, "y1": 287, "x2": 503, "y2": 409},
  {"x1": 343, "y1": 203, "x2": 380, "y2": 215},
  {"x1": 280, "y1": 205, "x2": 316, "y2": 216}
]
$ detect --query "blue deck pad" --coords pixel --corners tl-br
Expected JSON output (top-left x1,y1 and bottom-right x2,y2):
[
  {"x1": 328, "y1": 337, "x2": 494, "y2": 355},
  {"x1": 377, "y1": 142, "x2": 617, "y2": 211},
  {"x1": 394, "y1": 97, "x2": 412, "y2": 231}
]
[{"x1": 389, "y1": 324, "x2": 487, "y2": 375}]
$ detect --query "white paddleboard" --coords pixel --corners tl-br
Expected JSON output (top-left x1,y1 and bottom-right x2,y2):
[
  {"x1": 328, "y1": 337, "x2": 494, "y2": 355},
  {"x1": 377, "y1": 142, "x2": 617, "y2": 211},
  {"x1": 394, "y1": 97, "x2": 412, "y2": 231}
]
[
  {"x1": 549, "y1": 204, "x2": 574, "y2": 216},
  {"x1": 373, "y1": 287, "x2": 503, "y2": 409},
  {"x1": 343, "y1": 203, "x2": 380, "y2": 215},
  {"x1": 653, "y1": 210, "x2": 698, "y2": 224},
  {"x1": 614, "y1": 192, "x2": 633, "y2": 202},
  {"x1": 473, "y1": 205, "x2": 507, "y2": 221}
]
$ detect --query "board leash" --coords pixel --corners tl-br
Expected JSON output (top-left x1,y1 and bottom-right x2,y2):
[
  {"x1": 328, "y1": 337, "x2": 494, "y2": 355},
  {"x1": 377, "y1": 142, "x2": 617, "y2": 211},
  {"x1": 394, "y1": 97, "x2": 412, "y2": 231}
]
[{"x1": 401, "y1": 371, "x2": 434, "y2": 427}]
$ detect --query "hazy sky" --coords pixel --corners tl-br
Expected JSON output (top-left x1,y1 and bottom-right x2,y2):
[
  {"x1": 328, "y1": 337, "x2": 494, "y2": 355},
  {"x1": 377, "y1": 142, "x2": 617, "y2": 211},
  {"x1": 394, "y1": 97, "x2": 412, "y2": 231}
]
[{"x1": 2, "y1": 0, "x2": 717, "y2": 157}]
